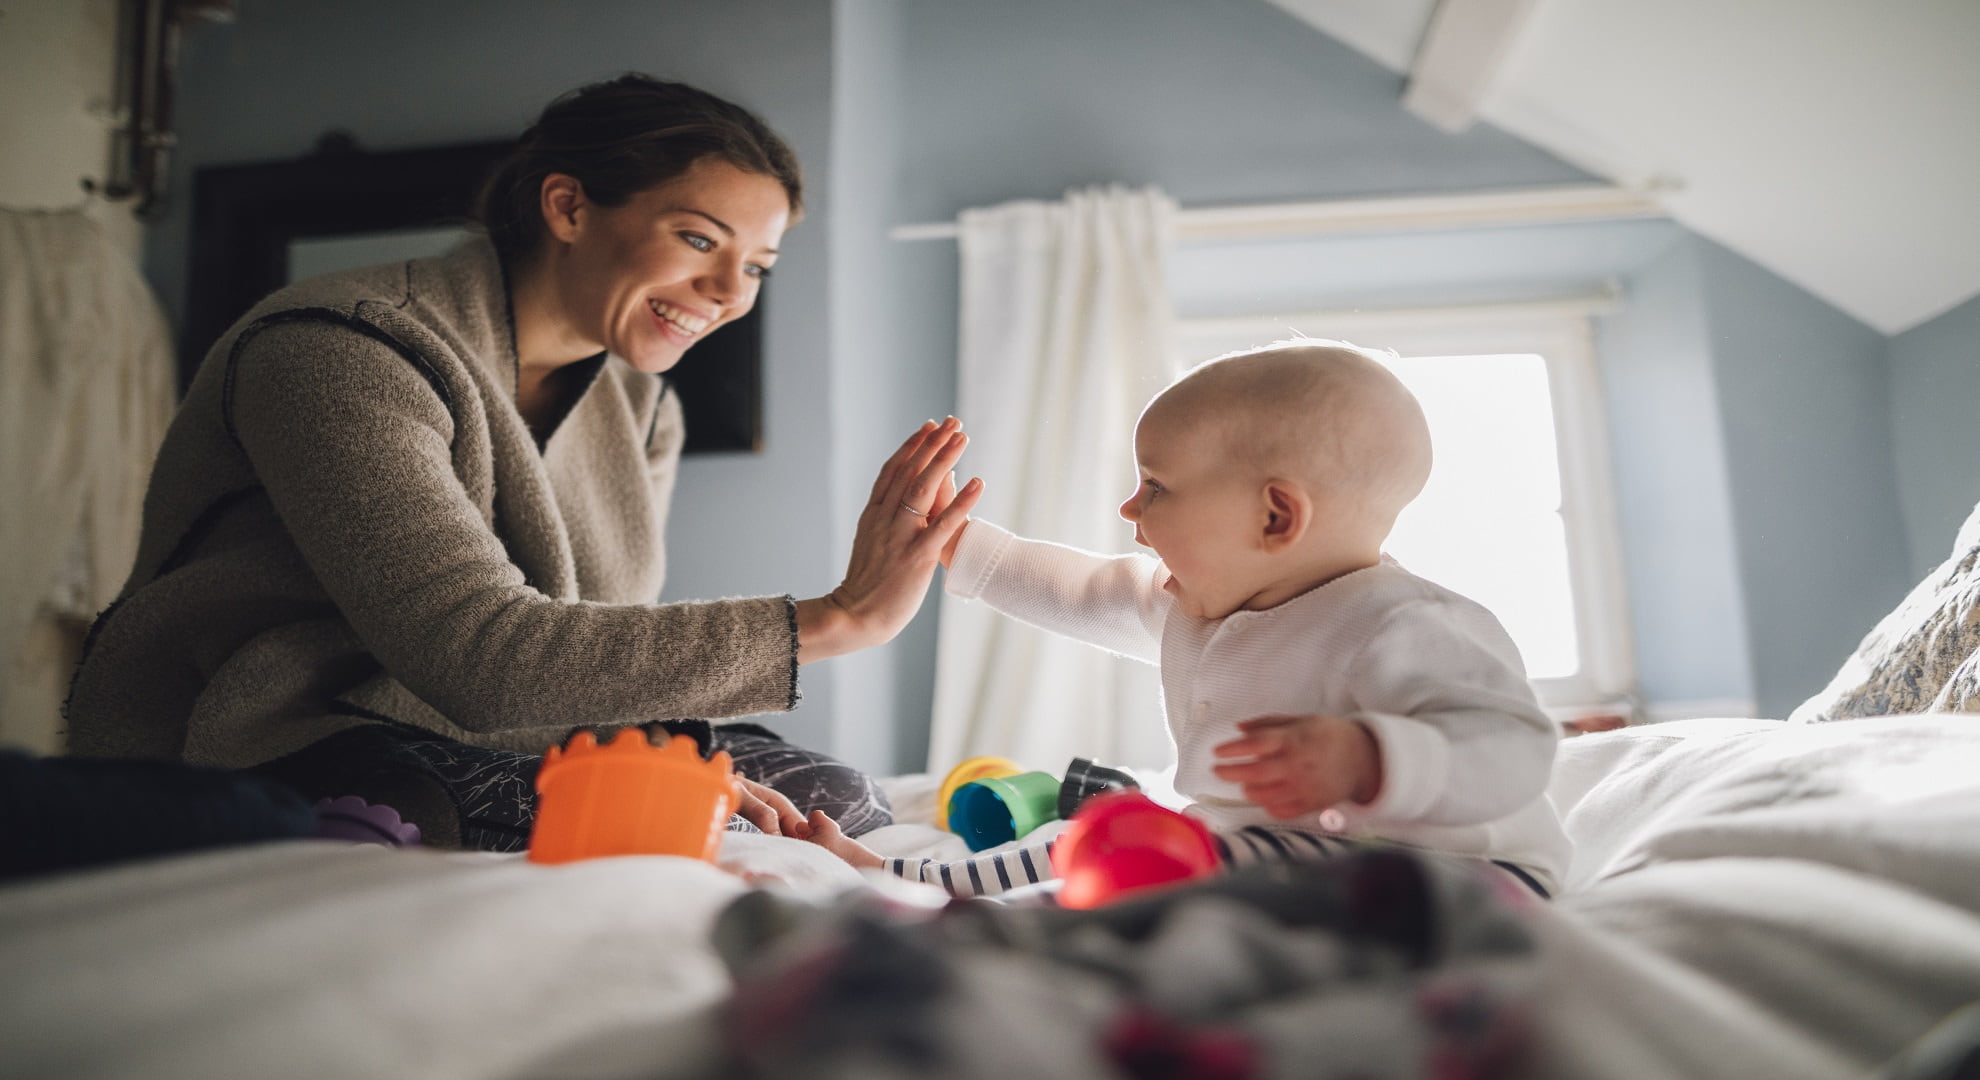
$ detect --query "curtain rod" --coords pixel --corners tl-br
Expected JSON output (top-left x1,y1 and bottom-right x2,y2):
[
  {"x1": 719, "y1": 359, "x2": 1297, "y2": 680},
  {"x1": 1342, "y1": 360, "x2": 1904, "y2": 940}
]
[
  {"x1": 1174, "y1": 286, "x2": 1624, "y2": 340},
  {"x1": 889, "y1": 182, "x2": 1670, "y2": 243}
]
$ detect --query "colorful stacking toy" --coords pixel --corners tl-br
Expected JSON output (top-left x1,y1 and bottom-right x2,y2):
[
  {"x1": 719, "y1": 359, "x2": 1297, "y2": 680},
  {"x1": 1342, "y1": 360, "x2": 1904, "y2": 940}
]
[
  {"x1": 947, "y1": 770, "x2": 1061, "y2": 850},
  {"x1": 940, "y1": 755, "x2": 1142, "y2": 852},
  {"x1": 934, "y1": 756, "x2": 1022, "y2": 829}
]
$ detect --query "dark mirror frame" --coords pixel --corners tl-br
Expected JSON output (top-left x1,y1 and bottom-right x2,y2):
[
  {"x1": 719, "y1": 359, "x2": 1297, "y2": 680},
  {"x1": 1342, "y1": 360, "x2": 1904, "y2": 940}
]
[{"x1": 183, "y1": 136, "x2": 763, "y2": 454}]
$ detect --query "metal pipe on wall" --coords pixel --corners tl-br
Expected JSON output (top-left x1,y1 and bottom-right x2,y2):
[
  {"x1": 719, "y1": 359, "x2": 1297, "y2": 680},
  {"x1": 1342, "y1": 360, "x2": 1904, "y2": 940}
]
[{"x1": 90, "y1": 0, "x2": 236, "y2": 220}]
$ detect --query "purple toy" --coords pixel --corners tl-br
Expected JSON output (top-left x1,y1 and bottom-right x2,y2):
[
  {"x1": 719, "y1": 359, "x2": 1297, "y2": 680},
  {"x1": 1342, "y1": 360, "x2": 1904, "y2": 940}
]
[{"x1": 312, "y1": 796, "x2": 422, "y2": 846}]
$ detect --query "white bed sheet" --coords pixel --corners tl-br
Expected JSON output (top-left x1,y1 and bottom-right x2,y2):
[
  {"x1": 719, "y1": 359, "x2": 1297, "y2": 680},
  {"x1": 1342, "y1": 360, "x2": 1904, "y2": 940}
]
[
  {"x1": 1532, "y1": 714, "x2": 1980, "y2": 1079},
  {"x1": 3, "y1": 715, "x2": 1979, "y2": 1079},
  {"x1": 0, "y1": 832, "x2": 861, "y2": 1079}
]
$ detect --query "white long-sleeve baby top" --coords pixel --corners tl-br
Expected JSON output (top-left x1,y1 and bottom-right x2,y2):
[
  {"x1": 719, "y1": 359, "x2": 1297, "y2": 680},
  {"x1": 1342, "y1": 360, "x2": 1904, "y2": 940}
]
[{"x1": 945, "y1": 519, "x2": 1572, "y2": 892}]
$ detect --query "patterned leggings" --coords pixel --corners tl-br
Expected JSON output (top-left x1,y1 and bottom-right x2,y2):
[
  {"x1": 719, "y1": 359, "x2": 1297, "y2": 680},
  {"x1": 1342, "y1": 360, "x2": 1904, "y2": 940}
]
[
  {"x1": 254, "y1": 719, "x2": 893, "y2": 853},
  {"x1": 885, "y1": 824, "x2": 1551, "y2": 900}
]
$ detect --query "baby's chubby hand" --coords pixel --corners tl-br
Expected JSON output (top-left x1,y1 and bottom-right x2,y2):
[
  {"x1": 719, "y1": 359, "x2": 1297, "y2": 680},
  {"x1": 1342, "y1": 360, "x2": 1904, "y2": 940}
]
[
  {"x1": 796, "y1": 809, "x2": 885, "y2": 871},
  {"x1": 1211, "y1": 714, "x2": 1382, "y2": 820}
]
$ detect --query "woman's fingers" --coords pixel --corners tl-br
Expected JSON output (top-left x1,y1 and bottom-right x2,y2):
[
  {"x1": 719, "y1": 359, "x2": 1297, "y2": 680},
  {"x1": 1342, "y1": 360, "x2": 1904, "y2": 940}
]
[
  {"x1": 929, "y1": 470, "x2": 959, "y2": 516},
  {"x1": 732, "y1": 777, "x2": 804, "y2": 836},
  {"x1": 861, "y1": 417, "x2": 968, "y2": 518},
  {"x1": 921, "y1": 431, "x2": 970, "y2": 491},
  {"x1": 868, "y1": 419, "x2": 942, "y2": 506},
  {"x1": 892, "y1": 421, "x2": 964, "y2": 512},
  {"x1": 809, "y1": 415, "x2": 977, "y2": 659},
  {"x1": 734, "y1": 782, "x2": 777, "y2": 833},
  {"x1": 901, "y1": 434, "x2": 968, "y2": 516},
  {"x1": 738, "y1": 777, "x2": 805, "y2": 836},
  {"x1": 899, "y1": 434, "x2": 964, "y2": 512}
]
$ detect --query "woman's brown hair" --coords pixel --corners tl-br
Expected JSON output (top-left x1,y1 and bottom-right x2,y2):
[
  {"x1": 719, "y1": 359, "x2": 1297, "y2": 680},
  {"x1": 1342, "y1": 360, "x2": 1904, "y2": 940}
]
[{"x1": 475, "y1": 74, "x2": 803, "y2": 264}]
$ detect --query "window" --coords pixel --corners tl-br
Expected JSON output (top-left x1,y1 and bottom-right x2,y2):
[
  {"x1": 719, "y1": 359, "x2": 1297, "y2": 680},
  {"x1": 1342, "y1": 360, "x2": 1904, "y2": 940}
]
[{"x1": 1176, "y1": 298, "x2": 1632, "y2": 709}]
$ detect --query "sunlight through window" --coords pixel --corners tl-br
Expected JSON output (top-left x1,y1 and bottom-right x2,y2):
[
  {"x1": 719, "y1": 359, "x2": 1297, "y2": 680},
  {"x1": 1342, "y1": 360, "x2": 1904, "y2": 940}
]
[{"x1": 1383, "y1": 353, "x2": 1578, "y2": 679}]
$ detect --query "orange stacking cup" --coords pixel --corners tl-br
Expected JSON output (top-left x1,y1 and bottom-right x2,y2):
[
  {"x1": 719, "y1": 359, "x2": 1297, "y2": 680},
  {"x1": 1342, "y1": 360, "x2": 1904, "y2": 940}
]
[{"x1": 528, "y1": 729, "x2": 738, "y2": 864}]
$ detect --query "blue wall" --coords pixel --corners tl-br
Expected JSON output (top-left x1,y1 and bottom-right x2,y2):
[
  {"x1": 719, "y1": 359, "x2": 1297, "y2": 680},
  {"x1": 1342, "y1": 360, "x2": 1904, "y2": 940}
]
[
  {"x1": 1691, "y1": 239, "x2": 1910, "y2": 717},
  {"x1": 1595, "y1": 237, "x2": 1758, "y2": 711},
  {"x1": 827, "y1": 0, "x2": 940, "y2": 770},
  {"x1": 1890, "y1": 294, "x2": 1980, "y2": 578}
]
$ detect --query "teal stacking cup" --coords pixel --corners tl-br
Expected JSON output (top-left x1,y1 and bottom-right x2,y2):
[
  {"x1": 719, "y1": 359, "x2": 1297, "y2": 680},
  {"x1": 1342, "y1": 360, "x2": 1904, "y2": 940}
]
[{"x1": 948, "y1": 771, "x2": 1061, "y2": 851}]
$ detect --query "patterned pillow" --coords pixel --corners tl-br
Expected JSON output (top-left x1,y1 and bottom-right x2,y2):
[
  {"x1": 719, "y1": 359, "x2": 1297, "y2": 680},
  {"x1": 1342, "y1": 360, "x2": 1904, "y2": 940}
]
[
  {"x1": 1789, "y1": 499, "x2": 1980, "y2": 722},
  {"x1": 1933, "y1": 647, "x2": 1980, "y2": 713}
]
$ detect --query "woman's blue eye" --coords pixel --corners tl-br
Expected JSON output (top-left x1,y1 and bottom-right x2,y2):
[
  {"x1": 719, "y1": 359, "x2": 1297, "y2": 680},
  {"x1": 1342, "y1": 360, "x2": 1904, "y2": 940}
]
[
  {"x1": 746, "y1": 264, "x2": 773, "y2": 280},
  {"x1": 681, "y1": 232, "x2": 714, "y2": 252}
]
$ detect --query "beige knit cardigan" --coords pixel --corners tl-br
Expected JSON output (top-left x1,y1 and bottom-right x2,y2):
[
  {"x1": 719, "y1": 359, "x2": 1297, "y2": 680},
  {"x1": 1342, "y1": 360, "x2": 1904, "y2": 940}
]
[{"x1": 66, "y1": 237, "x2": 797, "y2": 768}]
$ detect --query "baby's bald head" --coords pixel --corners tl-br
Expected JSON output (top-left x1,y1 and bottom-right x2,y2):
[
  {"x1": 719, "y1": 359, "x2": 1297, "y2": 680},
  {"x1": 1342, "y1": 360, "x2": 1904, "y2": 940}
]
[{"x1": 1144, "y1": 340, "x2": 1432, "y2": 531}]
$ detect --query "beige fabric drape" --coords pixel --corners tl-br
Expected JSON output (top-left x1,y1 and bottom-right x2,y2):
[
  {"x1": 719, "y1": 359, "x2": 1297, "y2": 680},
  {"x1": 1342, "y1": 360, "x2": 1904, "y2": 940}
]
[
  {"x1": 0, "y1": 207, "x2": 175, "y2": 753},
  {"x1": 928, "y1": 186, "x2": 1180, "y2": 773}
]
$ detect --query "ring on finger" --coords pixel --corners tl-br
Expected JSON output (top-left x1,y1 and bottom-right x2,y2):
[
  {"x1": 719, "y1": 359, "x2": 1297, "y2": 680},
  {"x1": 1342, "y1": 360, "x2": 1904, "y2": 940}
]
[{"x1": 899, "y1": 502, "x2": 929, "y2": 518}]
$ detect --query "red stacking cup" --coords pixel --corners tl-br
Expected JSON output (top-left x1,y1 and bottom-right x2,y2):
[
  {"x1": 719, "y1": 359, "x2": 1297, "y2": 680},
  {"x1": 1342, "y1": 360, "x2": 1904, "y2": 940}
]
[{"x1": 1051, "y1": 790, "x2": 1221, "y2": 908}]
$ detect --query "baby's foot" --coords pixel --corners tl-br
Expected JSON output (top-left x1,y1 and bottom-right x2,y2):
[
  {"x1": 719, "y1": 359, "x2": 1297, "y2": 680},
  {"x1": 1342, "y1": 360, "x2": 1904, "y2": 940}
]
[{"x1": 800, "y1": 810, "x2": 884, "y2": 871}]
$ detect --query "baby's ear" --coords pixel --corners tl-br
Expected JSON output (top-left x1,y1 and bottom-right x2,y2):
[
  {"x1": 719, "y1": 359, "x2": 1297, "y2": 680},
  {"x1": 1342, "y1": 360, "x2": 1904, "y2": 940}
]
[{"x1": 1259, "y1": 480, "x2": 1309, "y2": 551}]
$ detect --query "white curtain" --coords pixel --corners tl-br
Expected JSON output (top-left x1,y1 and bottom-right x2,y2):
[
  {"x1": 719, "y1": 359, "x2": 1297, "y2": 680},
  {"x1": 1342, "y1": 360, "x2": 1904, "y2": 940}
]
[
  {"x1": 0, "y1": 208, "x2": 176, "y2": 753},
  {"x1": 928, "y1": 185, "x2": 1181, "y2": 774}
]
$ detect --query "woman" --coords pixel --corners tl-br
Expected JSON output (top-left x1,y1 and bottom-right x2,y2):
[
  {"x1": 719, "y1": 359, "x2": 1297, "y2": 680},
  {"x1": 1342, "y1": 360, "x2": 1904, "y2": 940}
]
[{"x1": 64, "y1": 74, "x2": 981, "y2": 850}]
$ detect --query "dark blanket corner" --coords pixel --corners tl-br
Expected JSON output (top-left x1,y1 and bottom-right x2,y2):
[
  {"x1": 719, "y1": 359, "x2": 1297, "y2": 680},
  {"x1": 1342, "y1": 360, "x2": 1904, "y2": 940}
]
[{"x1": 712, "y1": 849, "x2": 1540, "y2": 1079}]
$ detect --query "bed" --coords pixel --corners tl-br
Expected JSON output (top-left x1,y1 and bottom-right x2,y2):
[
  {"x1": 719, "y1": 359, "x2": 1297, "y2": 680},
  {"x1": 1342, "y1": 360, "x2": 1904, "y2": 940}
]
[
  {"x1": 1, "y1": 711, "x2": 1976, "y2": 1079},
  {"x1": 8, "y1": 509, "x2": 1980, "y2": 1078}
]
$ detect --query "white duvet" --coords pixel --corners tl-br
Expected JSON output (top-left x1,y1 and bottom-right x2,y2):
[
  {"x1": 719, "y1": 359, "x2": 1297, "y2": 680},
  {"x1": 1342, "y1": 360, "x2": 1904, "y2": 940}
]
[
  {"x1": 3, "y1": 715, "x2": 1978, "y2": 1079},
  {"x1": 1532, "y1": 715, "x2": 1980, "y2": 1079}
]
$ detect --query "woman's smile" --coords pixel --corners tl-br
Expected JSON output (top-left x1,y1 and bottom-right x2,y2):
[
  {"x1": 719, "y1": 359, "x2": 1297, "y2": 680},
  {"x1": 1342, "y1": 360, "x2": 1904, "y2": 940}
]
[{"x1": 647, "y1": 297, "x2": 713, "y2": 343}]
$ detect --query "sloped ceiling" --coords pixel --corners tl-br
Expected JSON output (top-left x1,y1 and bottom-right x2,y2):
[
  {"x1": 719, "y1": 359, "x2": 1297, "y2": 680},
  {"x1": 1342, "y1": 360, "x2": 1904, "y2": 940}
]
[{"x1": 1265, "y1": 0, "x2": 1980, "y2": 335}]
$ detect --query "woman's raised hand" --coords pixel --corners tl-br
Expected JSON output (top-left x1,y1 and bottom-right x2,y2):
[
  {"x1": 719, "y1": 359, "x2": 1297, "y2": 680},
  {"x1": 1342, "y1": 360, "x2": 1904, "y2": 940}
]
[{"x1": 794, "y1": 418, "x2": 983, "y2": 663}]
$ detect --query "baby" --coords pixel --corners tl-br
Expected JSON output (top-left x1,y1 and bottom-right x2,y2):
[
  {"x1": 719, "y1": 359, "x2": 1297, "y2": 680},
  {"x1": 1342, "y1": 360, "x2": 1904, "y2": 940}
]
[{"x1": 803, "y1": 340, "x2": 1570, "y2": 898}]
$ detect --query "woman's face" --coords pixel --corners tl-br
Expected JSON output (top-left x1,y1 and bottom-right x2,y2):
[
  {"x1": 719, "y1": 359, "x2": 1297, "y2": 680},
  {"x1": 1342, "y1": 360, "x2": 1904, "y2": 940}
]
[{"x1": 554, "y1": 156, "x2": 790, "y2": 375}]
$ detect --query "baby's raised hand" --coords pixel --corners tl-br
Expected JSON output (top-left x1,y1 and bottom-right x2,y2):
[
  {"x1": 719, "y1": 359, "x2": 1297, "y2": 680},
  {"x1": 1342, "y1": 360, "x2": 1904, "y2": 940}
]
[
  {"x1": 925, "y1": 466, "x2": 977, "y2": 569},
  {"x1": 1210, "y1": 714, "x2": 1382, "y2": 820}
]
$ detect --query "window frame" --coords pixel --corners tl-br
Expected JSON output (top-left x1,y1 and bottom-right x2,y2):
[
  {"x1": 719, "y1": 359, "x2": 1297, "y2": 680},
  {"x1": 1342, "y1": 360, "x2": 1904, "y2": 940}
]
[{"x1": 1175, "y1": 297, "x2": 1634, "y2": 708}]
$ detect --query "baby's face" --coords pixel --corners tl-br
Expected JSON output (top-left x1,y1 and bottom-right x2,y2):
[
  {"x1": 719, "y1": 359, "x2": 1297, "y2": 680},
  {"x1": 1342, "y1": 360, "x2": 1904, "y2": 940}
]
[{"x1": 1118, "y1": 411, "x2": 1268, "y2": 619}]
